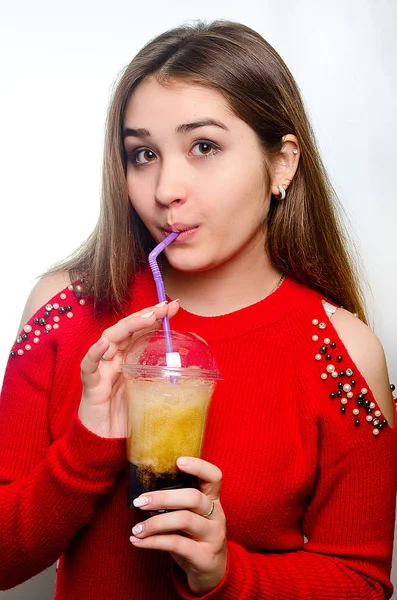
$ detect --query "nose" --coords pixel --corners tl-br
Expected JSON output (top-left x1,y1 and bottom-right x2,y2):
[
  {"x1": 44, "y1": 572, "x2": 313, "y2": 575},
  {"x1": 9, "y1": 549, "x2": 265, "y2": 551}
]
[{"x1": 155, "y1": 159, "x2": 188, "y2": 207}]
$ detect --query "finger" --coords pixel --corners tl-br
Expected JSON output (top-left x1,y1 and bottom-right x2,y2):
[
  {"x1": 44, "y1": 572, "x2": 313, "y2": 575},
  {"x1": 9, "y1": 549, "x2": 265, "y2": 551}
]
[
  {"x1": 131, "y1": 509, "x2": 216, "y2": 542},
  {"x1": 102, "y1": 300, "x2": 180, "y2": 357},
  {"x1": 176, "y1": 457, "x2": 222, "y2": 498},
  {"x1": 129, "y1": 531, "x2": 200, "y2": 563},
  {"x1": 133, "y1": 487, "x2": 216, "y2": 517},
  {"x1": 80, "y1": 336, "x2": 110, "y2": 387}
]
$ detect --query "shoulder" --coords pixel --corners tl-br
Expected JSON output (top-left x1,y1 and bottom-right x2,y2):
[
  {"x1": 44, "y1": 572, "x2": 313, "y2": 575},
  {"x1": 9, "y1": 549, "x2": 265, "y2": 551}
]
[
  {"x1": 17, "y1": 271, "x2": 72, "y2": 332},
  {"x1": 331, "y1": 308, "x2": 394, "y2": 423}
]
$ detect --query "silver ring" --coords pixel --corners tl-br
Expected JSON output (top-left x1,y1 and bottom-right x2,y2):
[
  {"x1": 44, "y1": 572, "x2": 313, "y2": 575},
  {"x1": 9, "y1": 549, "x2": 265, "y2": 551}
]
[
  {"x1": 101, "y1": 354, "x2": 111, "y2": 361},
  {"x1": 202, "y1": 500, "x2": 215, "y2": 518}
]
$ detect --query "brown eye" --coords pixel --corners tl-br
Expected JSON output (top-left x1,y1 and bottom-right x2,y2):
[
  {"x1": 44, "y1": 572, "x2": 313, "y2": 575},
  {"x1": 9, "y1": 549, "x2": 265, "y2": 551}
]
[
  {"x1": 133, "y1": 149, "x2": 156, "y2": 165},
  {"x1": 191, "y1": 141, "x2": 219, "y2": 157}
]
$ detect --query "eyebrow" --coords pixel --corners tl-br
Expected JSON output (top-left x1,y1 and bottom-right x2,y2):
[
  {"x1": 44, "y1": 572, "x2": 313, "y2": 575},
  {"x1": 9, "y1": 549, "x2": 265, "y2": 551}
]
[{"x1": 123, "y1": 119, "x2": 229, "y2": 139}]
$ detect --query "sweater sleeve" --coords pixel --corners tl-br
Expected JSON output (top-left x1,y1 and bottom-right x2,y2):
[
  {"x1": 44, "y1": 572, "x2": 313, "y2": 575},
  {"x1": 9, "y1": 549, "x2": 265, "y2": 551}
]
[
  {"x1": 173, "y1": 329, "x2": 397, "y2": 598},
  {"x1": 0, "y1": 298, "x2": 125, "y2": 590}
]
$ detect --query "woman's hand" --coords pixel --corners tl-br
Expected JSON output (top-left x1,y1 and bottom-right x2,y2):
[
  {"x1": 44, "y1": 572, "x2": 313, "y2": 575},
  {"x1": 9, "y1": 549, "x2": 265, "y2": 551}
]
[
  {"x1": 78, "y1": 300, "x2": 179, "y2": 438},
  {"x1": 130, "y1": 457, "x2": 227, "y2": 596}
]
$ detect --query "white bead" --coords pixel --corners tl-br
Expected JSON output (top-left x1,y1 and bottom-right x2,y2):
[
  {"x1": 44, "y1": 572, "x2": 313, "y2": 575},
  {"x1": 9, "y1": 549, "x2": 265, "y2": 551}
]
[
  {"x1": 353, "y1": 409, "x2": 359, "y2": 415},
  {"x1": 33, "y1": 337, "x2": 39, "y2": 344},
  {"x1": 373, "y1": 419, "x2": 380, "y2": 426},
  {"x1": 374, "y1": 410, "x2": 381, "y2": 418},
  {"x1": 53, "y1": 316, "x2": 60, "y2": 323},
  {"x1": 321, "y1": 373, "x2": 327, "y2": 380},
  {"x1": 361, "y1": 388, "x2": 368, "y2": 395},
  {"x1": 60, "y1": 293, "x2": 67, "y2": 300},
  {"x1": 315, "y1": 354, "x2": 322, "y2": 360},
  {"x1": 343, "y1": 384, "x2": 351, "y2": 393},
  {"x1": 366, "y1": 415, "x2": 373, "y2": 422},
  {"x1": 79, "y1": 299, "x2": 86, "y2": 305},
  {"x1": 332, "y1": 371, "x2": 338, "y2": 378},
  {"x1": 326, "y1": 365, "x2": 335, "y2": 373},
  {"x1": 369, "y1": 402, "x2": 375, "y2": 409},
  {"x1": 75, "y1": 285, "x2": 83, "y2": 293},
  {"x1": 312, "y1": 319, "x2": 319, "y2": 325},
  {"x1": 341, "y1": 398, "x2": 348, "y2": 404},
  {"x1": 346, "y1": 369, "x2": 353, "y2": 377},
  {"x1": 68, "y1": 285, "x2": 74, "y2": 290},
  {"x1": 347, "y1": 392, "x2": 353, "y2": 398},
  {"x1": 17, "y1": 349, "x2": 24, "y2": 356},
  {"x1": 25, "y1": 344, "x2": 31, "y2": 351},
  {"x1": 23, "y1": 325, "x2": 32, "y2": 333},
  {"x1": 312, "y1": 335, "x2": 319, "y2": 341},
  {"x1": 34, "y1": 330, "x2": 41, "y2": 336},
  {"x1": 46, "y1": 324, "x2": 52, "y2": 331},
  {"x1": 373, "y1": 429, "x2": 380, "y2": 436},
  {"x1": 53, "y1": 323, "x2": 59, "y2": 329},
  {"x1": 319, "y1": 323, "x2": 326, "y2": 330},
  {"x1": 66, "y1": 312, "x2": 73, "y2": 318},
  {"x1": 45, "y1": 304, "x2": 53, "y2": 311},
  {"x1": 324, "y1": 338, "x2": 330, "y2": 344},
  {"x1": 53, "y1": 303, "x2": 59, "y2": 310}
]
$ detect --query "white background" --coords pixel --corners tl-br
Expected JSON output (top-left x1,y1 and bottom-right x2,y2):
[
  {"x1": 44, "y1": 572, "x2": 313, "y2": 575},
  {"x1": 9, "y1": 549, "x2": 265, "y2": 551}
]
[{"x1": 0, "y1": 0, "x2": 396, "y2": 597}]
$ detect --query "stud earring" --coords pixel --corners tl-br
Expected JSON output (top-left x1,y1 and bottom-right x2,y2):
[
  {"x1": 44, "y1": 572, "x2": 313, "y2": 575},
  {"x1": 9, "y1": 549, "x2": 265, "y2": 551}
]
[
  {"x1": 293, "y1": 148, "x2": 298, "y2": 155},
  {"x1": 277, "y1": 185, "x2": 286, "y2": 200}
]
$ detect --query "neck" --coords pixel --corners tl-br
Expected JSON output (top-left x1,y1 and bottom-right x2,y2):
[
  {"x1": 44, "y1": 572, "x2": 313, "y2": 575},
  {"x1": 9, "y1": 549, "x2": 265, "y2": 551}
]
[{"x1": 163, "y1": 246, "x2": 282, "y2": 317}]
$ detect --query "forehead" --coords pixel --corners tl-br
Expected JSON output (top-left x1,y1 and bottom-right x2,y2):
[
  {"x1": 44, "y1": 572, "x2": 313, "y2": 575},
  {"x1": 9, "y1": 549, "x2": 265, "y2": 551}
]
[{"x1": 124, "y1": 78, "x2": 233, "y2": 125}]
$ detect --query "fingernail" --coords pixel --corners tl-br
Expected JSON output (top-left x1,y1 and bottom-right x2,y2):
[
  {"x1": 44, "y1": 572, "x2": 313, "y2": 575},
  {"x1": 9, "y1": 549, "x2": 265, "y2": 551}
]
[
  {"x1": 132, "y1": 523, "x2": 143, "y2": 535},
  {"x1": 133, "y1": 496, "x2": 149, "y2": 507},
  {"x1": 155, "y1": 301, "x2": 168, "y2": 307},
  {"x1": 177, "y1": 457, "x2": 189, "y2": 466},
  {"x1": 140, "y1": 311, "x2": 154, "y2": 319},
  {"x1": 169, "y1": 299, "x2": 180, "y2": 306},
  {"x1": 130, "y1": 536, "x2": 142, "y2": 544}
]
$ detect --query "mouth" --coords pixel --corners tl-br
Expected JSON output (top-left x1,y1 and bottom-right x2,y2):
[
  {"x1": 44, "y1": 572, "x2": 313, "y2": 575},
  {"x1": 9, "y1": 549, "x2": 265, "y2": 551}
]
[{"x1": 162, "y1": 223, "x2": 198, "y2": 243}]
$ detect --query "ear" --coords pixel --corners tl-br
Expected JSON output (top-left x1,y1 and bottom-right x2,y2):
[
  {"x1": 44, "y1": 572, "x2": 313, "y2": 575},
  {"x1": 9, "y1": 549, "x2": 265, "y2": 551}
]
[{"x1": 270, "y1": 134, "x2": 300, "y2": 199}]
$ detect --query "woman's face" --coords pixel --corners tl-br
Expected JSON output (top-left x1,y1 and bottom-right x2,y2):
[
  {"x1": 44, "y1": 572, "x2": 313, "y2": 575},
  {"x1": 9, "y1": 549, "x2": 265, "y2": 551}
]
[{"x1": 123, "y1": 78, "x2": 271, "y2": 274}]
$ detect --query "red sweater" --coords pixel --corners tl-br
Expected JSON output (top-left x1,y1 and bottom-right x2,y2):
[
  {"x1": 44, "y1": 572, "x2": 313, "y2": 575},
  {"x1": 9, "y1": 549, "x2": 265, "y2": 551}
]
[{"x1": 0, "y1": 269, "x2": 396, "y2": 599}]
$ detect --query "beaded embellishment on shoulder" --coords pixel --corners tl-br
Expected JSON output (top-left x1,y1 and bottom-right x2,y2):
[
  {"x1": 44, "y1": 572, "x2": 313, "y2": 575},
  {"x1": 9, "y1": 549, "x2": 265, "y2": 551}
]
[
  {"x1": 311, "y1": 309, "x2": 389, "y2": 436},
  {"x1": 9, "y1": 278, "x2": 90, "y2": 358}
]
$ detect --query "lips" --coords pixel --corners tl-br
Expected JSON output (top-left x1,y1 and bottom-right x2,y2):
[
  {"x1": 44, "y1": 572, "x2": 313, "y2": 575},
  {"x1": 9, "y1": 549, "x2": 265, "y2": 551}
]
[{"x1": 164, "y1": 223, "x2": 197, "y2": 234}]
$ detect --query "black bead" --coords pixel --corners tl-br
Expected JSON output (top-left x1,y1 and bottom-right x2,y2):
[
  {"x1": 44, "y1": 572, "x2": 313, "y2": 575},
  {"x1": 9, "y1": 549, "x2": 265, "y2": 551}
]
[
  {"x1": 336, "y1": 355, "x2": 343, "y2": 362},
  {"x1": 350, "y1": 380, "x2": 356, "y2": 387},
  {"x1": 378, "y1": 423, "x2": 384, "y2": 430},
  {"x1": 356, "y1": 399, "x2": 364, "y2": 406},
  {"x1": 357, "y1": 393, "x2": 364, "y2": 401},
  {"x1": 44, "y1": 329, "x2": 49, "y2": 334},
  {"x1": 34, "y1": 318, "x2": 39, "y2": 324},
  {"x1": 44, "y1": 311, "x2": 50, "y2": 318},
  {"x1": 330, "y1": 392, "x2": 336, "y2": 399},
  {"x1": 22, "y1": 334, "x2": 28, "y2": 341},
  {"x1": 354, "y1": 419, "x2": 360, "y2": 426},
  {"x1": 10, "y1": 351, "x2": 15, "y2": 357},
  {"x1": 320, "y1": 346, "x2": 327, "y2": 354},
  {"x1": 339, "y1": 371, "x2": 345, "y2": 377},
  {"x1": 330, "y1": 342, "x2": 336, "y2": 349},
  {"x1": 326, "y1": 354, "x2": 332, "y2": 361},
  {"x1": 366, "y1": 408, "x2": 373, "y2": 414},
  {"x1": 391, "y1": 384, "x2": 396, "y2": 392},
  {"x1": 381, "y1": 419, "x2": 388, "y2": 426},
  {"x1": 340, "y1": 407, "x2": 346, "y2": 414},
  {"x1": 337, "y1": 390, "x2": 343, "y2": 397},
  {"x1": 59, "y1": 307, "x2": 66, "y2": 314},
  {"x1": 364, "y1": 400, "x2": 370, "y2": 408},
  {"x1": 338, "y1": 382, "x2": 344, "y2": 389},
  {"x1": 66, "y1": 305, "x2": 72, "y2": 311}
]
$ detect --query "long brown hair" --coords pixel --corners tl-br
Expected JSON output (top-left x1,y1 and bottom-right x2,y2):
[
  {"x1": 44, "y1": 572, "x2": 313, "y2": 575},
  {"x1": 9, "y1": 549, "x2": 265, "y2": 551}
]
[{"x1": 52, "y1": 20, "x2": 367, "y2": 321}]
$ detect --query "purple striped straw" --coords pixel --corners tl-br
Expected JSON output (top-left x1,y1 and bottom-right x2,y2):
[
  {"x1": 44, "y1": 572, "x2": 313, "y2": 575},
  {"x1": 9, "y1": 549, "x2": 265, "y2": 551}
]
[{"x1": 148, "y1": 232, "x2": 179, "y2": 354}]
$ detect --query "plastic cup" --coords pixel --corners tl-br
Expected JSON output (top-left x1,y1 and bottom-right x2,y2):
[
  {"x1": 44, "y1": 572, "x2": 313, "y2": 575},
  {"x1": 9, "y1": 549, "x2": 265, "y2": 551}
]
[{"x1": 121, "y1": 330, "x2": 221, "y2": 508}]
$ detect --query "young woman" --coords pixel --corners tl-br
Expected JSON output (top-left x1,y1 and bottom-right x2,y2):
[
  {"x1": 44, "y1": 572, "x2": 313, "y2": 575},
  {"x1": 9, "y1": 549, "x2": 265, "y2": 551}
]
[{"x1": 1, "y1": 20, "x2": 396, "y2": 600}]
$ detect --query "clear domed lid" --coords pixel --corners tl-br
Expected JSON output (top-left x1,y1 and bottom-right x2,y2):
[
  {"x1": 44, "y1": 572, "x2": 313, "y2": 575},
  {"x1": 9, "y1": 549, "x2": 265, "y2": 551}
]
[{"x1": 120, "y1": 330, "x2": 221, "y2": 380}]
